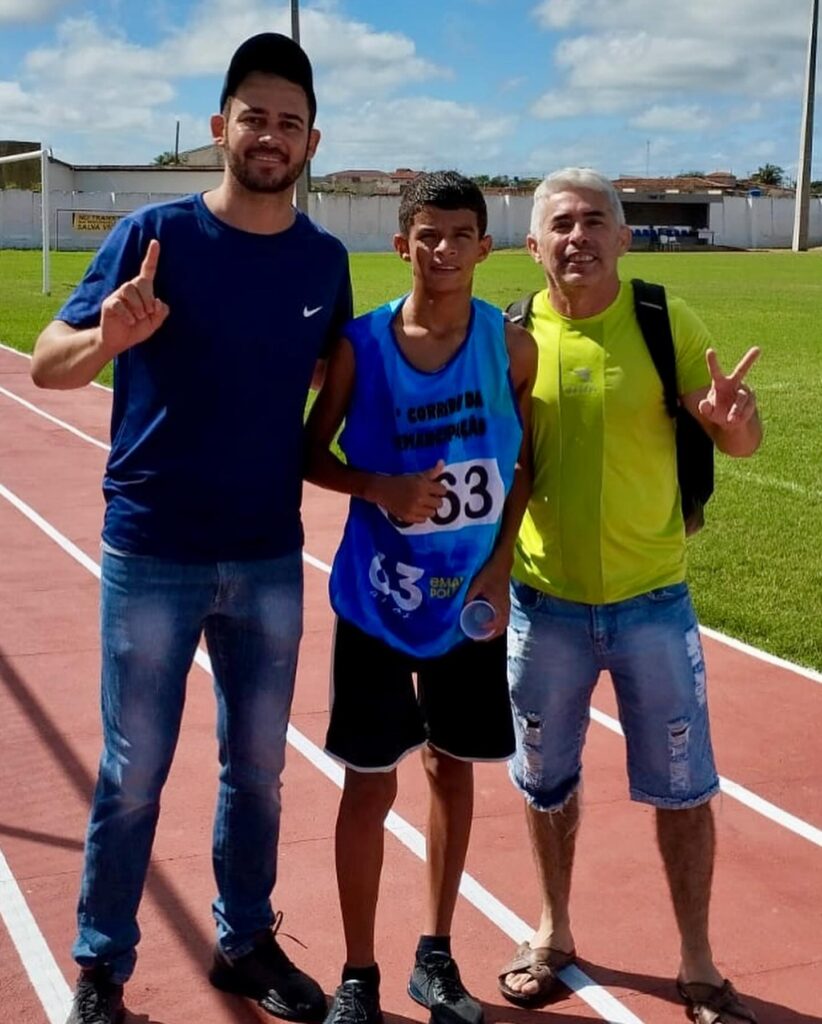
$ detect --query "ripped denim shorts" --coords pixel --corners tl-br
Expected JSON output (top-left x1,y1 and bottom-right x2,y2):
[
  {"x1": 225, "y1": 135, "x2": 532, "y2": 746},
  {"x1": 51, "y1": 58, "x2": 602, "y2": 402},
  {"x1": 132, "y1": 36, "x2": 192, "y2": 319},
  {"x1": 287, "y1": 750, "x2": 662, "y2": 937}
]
[{"x1": 507, "y1": 578, "x2": 719, "y2": 811}]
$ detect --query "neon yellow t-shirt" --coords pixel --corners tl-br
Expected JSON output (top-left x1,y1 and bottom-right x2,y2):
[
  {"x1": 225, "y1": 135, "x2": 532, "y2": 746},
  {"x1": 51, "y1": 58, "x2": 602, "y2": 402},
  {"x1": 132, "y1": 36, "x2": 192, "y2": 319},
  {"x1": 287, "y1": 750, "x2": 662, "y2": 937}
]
[{"x1": 514, "y1": 282, "x2": 712, "y2": 604}]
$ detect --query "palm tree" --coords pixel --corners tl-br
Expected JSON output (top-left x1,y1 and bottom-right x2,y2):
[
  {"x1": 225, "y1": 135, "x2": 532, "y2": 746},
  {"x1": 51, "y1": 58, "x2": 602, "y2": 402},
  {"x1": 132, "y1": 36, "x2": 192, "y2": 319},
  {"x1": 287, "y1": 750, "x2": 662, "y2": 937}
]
[{"x1": 751, "y1": 163, "x2": 785, "y2": 186}]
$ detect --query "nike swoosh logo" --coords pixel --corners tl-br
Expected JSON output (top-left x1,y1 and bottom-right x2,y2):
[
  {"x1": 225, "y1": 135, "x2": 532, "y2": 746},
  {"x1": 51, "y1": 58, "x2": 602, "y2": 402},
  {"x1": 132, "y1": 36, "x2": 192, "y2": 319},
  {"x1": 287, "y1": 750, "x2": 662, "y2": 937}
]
[{"x1": 303, "y1": 305, "x2": 323, "y2": 318}]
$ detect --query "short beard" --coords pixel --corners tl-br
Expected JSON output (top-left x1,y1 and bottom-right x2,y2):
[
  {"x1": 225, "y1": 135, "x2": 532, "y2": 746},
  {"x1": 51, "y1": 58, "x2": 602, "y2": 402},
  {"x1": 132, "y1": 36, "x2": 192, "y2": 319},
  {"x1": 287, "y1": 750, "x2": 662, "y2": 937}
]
[{"x1": 225, "y1": 146, "x2": 308, "y2": 195}]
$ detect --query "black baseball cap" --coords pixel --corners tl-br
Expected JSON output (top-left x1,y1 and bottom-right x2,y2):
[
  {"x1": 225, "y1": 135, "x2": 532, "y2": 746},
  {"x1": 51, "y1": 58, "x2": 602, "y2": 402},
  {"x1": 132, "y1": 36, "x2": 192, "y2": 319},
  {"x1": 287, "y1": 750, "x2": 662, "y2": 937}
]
[{"x1": 220, "y1": 32, "x2": 316, "y2": 121}]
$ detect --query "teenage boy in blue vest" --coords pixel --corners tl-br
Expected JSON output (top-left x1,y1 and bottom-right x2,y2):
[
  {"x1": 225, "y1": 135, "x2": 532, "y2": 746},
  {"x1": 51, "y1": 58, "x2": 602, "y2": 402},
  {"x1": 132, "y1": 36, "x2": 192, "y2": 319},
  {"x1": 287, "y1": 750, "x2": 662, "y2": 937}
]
[
  {"x1": 305, "y1": 171, "x2": 536, "y2": 1024},
  {"x1": 31, "y1": 33, "x2": 351, "y2": 1024}
]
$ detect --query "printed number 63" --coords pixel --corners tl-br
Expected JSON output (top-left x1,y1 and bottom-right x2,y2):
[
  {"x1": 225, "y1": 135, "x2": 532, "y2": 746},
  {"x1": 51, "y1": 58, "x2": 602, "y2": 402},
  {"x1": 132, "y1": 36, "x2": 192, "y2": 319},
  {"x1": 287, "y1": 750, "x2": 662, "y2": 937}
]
[{"x1": 368, "y1": 554, "x2": 424, "y2": 611}]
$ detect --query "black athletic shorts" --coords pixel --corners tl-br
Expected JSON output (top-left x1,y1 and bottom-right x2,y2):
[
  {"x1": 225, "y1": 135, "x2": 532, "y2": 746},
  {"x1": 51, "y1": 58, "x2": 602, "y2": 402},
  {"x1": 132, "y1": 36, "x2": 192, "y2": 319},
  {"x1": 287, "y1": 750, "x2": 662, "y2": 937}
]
[{"x1": 324, "y1": 616, "x2": 516, "y2": 772}]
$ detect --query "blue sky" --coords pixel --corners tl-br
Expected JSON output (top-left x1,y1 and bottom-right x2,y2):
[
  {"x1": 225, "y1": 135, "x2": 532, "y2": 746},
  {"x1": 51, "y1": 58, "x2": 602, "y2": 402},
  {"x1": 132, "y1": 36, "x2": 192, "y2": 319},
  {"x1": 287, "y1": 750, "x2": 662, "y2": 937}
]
[{"x1": 1, "y1": 0, "x2": 819, "y2": 180}]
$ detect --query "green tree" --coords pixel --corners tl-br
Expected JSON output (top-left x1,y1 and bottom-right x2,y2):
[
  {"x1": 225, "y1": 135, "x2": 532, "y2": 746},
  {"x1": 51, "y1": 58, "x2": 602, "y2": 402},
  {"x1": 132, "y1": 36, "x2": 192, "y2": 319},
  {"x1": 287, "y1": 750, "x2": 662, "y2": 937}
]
[
  {"x1": 751, "y1": 163, "x2": 784, "y2": 186},
  {"x1": 153, "y1": 151, "x2": 178, "y2": 166}
]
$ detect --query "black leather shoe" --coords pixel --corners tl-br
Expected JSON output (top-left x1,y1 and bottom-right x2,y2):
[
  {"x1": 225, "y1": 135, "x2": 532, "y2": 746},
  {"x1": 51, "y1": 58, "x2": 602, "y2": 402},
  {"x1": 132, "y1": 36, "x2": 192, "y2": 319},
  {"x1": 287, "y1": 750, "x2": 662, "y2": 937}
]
[{"x1": 209, "y1": 927, "x2": 327, "y2": 1021}]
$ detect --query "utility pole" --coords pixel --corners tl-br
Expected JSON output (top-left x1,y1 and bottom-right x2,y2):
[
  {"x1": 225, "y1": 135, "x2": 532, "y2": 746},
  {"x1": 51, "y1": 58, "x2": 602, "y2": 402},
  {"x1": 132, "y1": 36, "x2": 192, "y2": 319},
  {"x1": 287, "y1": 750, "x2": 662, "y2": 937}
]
[
  {"x1": 291, "y1": 0, "x2": 310, "y2": 213},
  {"x1": 792, "y1": 0, "x2": 819, "y2": 251}
]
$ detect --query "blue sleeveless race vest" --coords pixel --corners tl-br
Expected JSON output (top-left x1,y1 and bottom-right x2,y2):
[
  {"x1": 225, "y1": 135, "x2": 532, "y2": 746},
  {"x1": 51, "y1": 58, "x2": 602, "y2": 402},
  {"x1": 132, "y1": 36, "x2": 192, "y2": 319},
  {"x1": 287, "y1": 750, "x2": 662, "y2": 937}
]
[{"x1": 329, "y1": 296, "x2": 522, "y2": 658}]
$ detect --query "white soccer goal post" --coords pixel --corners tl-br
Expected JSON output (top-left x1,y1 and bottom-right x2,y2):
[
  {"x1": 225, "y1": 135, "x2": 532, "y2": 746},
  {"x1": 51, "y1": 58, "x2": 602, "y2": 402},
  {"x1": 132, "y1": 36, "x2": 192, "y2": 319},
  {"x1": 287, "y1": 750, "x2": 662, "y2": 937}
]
[{"x1": 0, "y1": 147, "x2": 52, "y2": 294}]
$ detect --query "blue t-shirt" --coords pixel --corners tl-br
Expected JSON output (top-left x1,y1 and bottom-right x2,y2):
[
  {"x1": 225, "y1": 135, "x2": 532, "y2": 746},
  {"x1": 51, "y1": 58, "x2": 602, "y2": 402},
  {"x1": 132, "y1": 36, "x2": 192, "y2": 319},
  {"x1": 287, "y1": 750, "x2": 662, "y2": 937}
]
[
  {"x1": 58, "y1": 194, "x2": 352, "y2": 561},
  {"x1": 330, "y1": 297, "x2": 522, "y2": 658}
]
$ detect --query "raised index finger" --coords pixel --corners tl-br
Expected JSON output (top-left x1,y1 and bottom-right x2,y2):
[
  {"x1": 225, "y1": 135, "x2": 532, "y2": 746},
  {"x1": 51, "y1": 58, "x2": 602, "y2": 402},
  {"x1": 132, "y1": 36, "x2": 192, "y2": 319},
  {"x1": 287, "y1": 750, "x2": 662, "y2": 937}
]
[
  {"x1": 730, "y1": 346, "x2": 761, "y2": 385},
  {"x1": 138, "y1": 239, "x2": 160, "y2": 282}
]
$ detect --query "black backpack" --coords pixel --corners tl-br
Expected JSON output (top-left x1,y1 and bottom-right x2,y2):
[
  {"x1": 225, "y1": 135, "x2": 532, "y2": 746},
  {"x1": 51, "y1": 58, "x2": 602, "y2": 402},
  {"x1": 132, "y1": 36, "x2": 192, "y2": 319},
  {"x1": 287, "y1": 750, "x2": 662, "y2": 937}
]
[{"x1": 505, "y1": 279, "x2": 714, "y2": 535}]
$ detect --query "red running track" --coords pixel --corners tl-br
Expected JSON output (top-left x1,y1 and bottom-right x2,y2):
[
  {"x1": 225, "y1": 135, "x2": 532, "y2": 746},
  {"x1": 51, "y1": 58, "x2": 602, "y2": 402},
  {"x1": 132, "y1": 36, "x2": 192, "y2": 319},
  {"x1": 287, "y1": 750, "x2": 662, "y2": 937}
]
[{"x1": 0, "y1": 344, "x2": 820, "y2": 1024}]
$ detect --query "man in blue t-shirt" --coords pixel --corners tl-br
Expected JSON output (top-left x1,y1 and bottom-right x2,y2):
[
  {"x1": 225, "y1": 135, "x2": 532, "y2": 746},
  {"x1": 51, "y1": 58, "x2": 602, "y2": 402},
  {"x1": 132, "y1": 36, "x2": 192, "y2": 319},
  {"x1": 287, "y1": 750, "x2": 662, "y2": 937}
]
[{"x1": 31, "y1": 33, "x2": 351, "y2": 1024}]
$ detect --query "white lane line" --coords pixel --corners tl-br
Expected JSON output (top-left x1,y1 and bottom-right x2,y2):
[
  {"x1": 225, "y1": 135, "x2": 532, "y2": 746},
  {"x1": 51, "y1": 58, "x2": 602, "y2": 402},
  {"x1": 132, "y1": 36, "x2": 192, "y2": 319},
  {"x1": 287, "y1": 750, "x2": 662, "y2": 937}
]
[
  {"x1": 699, "y1": 625, "x2": 822, "y2": 685},
  {"x1": 0, "y1": 481, "x2": 643, "y2": 1024},
  {"x1": 302, "y1": 551, "x2": 333, "y2": 575},
  {"x1": 0, "y1": 386, "x2": 109, "y2": 453},
  {"x1": 0, "y1": 483, "x2": 101, "y2": 579},
  {"x1": 2, "y1": 370, "x2": 819, "y2": 688},
  {"x1": 0, "y1": 849, "x2": 71, "y2": 1024},
  {"x1": 0, "y1": 342, "x2": 110, "y2": 393},
  {"x1": 589, "y1": 708, "x2": 822, "y2": 848}
]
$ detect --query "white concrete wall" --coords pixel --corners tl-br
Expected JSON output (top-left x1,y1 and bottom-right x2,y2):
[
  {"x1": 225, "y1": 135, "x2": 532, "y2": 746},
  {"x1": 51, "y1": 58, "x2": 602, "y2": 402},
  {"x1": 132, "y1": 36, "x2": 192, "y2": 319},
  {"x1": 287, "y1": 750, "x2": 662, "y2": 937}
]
[
  {"x1": 310, "y1": 193, "x2": 531, "y2": 250},
  {"x1": 0, "y1": 188, "x2": 209, "y2": 250},
  {"x1": 2, "y1": 187, "x2": 820, "y2": 251},
  {"x1": 710, "y1": 195, "x2": 822, "y2": 248},
  {"x1": 0, "y1": 190, "x2": 42, "y2": 248}
]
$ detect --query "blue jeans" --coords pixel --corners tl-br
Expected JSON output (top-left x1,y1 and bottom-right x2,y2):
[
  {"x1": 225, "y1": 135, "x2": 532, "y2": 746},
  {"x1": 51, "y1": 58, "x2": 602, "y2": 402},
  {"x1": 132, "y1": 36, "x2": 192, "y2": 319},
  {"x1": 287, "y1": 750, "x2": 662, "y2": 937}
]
[
  {"x1": 508, "y1": 579, "x2": 719, "y2": 812},
  {"x1": 73, "y1": 548, "x2": 304, "y2": 983}
]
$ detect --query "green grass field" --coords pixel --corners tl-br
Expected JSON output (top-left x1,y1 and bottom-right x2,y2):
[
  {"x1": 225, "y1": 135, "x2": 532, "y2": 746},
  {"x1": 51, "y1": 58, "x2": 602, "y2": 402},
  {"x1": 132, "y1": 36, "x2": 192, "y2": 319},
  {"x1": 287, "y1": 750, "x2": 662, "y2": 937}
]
[{"x1": 2, "y1": 247, "x2": 821, "y2": 671}]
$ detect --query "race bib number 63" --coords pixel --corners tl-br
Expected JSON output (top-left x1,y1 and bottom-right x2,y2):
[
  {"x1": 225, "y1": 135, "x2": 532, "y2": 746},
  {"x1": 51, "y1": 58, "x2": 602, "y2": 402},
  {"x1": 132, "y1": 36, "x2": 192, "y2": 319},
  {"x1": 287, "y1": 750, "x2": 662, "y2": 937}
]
[{"x1": 381, "y1": 457, "x2": 505, "y2": 535}]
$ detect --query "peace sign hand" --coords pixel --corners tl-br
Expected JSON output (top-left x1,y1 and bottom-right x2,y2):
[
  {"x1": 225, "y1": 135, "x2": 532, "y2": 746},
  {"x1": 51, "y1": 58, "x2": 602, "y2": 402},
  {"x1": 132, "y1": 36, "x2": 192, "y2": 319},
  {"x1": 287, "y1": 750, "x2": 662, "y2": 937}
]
[
  {"x1": 698, "y1": 346, "x2": 760, "y2": 429},
  {"x1": 99, "y1": 240, "x2": 170, "y2": 357}
]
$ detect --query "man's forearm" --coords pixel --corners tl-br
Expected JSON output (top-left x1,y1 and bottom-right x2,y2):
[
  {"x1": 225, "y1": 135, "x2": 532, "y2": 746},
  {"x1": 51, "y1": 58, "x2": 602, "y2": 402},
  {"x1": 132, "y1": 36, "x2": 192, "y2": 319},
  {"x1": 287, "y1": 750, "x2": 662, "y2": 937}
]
[{"x1": 31, "y1": 323, "x2": 112, "y2": 390}]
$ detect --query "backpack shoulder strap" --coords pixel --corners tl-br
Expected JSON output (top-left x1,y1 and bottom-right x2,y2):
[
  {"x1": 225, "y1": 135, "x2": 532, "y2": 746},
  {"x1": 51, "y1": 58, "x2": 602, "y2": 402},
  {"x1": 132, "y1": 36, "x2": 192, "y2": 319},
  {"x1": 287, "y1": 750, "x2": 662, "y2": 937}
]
[
  {"x1": 505, "y1": 292, "x2": 537, "y2": 325},
  {"x1": 631, "y1": 278, "x2": 678, "y2": 419}
]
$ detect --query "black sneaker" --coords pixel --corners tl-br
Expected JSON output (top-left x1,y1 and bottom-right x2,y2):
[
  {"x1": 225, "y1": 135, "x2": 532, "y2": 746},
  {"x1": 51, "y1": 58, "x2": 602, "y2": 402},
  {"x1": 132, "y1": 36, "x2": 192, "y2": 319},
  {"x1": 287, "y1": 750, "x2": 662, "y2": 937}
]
[
  {"x1": 65, "y1": 966, "x2": 124, "y2": 1024},
  {"x1": 408, "y1": 953, "x2": 483, "y2": 1024},
  {"x1": 209, "y1": 928, "x2": 327, "y2": 1021},
  {"x1": 324, "y1": 980, "x2": 383, "y2": 1024}
]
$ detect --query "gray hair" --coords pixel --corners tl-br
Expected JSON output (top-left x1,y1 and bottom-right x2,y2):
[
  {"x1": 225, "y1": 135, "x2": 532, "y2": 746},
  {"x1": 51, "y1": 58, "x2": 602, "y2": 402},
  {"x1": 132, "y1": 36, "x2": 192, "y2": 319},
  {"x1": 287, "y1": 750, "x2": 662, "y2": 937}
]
[{"x1": 529, "y1": 167, "x2": 626, "y2": 236}]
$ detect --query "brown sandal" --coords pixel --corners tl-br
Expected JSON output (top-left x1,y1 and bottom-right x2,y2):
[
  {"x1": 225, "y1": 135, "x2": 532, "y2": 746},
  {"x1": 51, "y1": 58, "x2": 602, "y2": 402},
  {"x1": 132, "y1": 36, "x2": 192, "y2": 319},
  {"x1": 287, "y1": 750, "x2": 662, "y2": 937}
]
[
  {"x1": 677, "y1": 979, "x2": 758, "y2": 1024},
  {"x1": 498, "y1": 942, "x2": 576, "y2": 1008}
]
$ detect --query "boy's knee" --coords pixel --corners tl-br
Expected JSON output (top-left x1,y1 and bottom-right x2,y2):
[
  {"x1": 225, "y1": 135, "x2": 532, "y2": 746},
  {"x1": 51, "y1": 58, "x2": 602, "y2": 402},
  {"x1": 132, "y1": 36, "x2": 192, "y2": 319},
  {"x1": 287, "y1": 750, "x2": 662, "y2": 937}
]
[
  {"x1": 421, "y1": 745, "x2": 472, "y2": 787},
  {"x1": 342, "y1": 768, "x2": 397, "y2": 818}
]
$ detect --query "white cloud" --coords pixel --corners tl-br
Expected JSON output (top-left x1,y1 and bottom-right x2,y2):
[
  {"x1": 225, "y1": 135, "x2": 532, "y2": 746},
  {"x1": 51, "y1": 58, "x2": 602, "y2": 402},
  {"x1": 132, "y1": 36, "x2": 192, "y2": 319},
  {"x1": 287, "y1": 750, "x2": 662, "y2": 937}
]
[
  {"x1": 317, "y1": 97, "x2": 512, "y2": 174},
  {"x1": 530, "y1": 88, "x2": 627, "y2": 119},
  {"x1": 532, "y1": 0, "x2": 809, "y2": 42},
  {"x1": 630, "y1": 104, "x2": 709, "y2": 134},
  {"x1": 156, "y1": 0, "x2": 445, "y2": 105},
  {"x1": 528, "y1": 0, "x2": 811, "y2": 122},
  {"x1": 0, "y1": 0, "x2": 73, "y2": 24}
]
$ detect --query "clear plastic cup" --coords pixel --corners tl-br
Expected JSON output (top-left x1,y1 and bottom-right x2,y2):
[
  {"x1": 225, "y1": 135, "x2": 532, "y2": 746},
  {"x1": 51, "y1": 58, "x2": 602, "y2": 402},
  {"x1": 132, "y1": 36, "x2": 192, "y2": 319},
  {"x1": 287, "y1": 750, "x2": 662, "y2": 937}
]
[{"x1": 459, "y1": 599, "x2": 497, "y2": 641}]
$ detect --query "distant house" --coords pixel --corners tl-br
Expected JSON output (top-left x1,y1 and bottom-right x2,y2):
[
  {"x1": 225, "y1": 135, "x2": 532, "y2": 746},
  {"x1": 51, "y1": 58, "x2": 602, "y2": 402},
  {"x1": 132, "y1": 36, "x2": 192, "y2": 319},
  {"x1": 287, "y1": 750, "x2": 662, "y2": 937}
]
[
  {"x1": 314, "y1": 167, "x2": 422, "y2": 194},
  {"x1": 176, "y1": 143, "x2": 222, "y2": 167},
  {"x1": 322, "y1": 169, "x2": 391, "y2": 186},
  {"x1": 389, "y1": 168, "x2": 421, "y2": 187}
]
